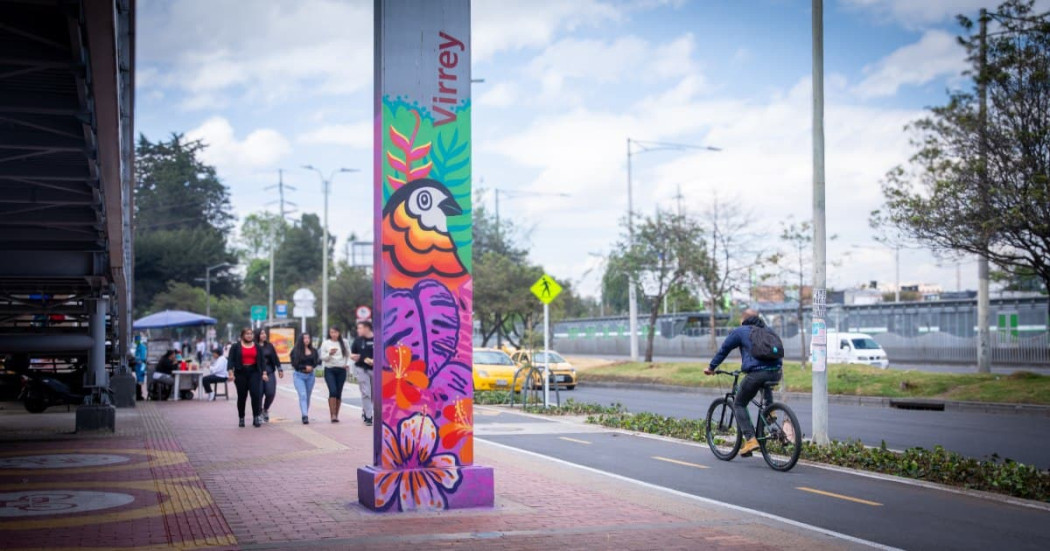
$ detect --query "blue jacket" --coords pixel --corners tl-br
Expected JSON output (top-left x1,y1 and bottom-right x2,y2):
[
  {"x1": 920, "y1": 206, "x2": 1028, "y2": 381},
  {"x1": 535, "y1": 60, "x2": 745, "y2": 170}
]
[{"x1": 709, "y1": 317, "x2": 783, "y2": 373}]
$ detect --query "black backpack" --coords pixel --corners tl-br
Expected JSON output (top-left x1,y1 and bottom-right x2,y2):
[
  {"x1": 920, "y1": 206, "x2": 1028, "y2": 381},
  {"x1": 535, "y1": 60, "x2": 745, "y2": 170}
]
[{"x1": 750, "y1": 325, "x2": 785, "y2": 361}]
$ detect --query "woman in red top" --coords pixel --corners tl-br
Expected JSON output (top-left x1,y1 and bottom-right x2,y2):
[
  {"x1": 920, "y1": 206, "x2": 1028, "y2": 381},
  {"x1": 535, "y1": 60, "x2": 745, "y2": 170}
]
[{"x1": 226, "y1": 327, "x2": 269, "y2": 427}]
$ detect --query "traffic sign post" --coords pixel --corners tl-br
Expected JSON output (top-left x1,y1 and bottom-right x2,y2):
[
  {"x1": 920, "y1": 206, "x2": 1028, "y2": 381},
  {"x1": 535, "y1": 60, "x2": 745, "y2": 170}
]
[
  {"x1": 292, "y1": 288, "x2": 316, "y2": 335},
  {"x1": 356, "y1": 305, "x2": 372, "y2": 321},
  {"x1": 530, "y1": 274, "x2": 563, "y2": 407},
  {"x1": 250, "y1": 305, "x2": 267, "y2": 322}
]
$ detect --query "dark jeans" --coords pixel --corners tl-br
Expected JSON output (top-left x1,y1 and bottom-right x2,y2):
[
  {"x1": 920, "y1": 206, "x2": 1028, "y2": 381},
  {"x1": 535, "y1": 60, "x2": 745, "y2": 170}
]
[
  {"x1": 733, "y1": 369, "x2": 781, "y2": 439},
  {"x1": 202, "y1": 374, "x2": 226, "y2": 393},
  {"x1": 234, "y1": 368, "x2": 263, "y2": 419},
  {"x1": 324, "y1": 367, "x2": 347, "y2": 399},
  {"x1": 263, "y1": 368, "x2": 277, "y2": 410}
]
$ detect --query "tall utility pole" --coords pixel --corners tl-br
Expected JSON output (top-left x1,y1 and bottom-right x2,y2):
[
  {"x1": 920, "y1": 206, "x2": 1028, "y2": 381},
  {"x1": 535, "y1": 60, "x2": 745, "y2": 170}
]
[
  {"x1": 626, "y1": 138, "x2": 720, "y2": 361},
  {"x1": 811, "y1": 0, "x2": 829, "y2": 445},
  {"x1": 976, "y1": 9, "x2": 992, "y2": 374},
  {"x1": 265, "y1": 169, "x2": 296, "y2": 326},
  {"x1": 627, "y1": 139, "x2": 639, "y2": 361},
  {"x1": 303, "y1": 165, "x2": 358, "y2": 336}
]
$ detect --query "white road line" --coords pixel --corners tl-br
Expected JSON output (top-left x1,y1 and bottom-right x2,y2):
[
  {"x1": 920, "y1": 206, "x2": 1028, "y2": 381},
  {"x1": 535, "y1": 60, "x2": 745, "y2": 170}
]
[{"x1": 475, "y1": 437, "x2": 901, "y2": 551}]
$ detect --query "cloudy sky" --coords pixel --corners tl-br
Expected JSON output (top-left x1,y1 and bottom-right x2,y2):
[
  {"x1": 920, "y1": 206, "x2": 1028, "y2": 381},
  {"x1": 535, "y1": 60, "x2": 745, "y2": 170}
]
[{"x1": 135, "y1": 0, "x2": 1027, "y2": 299}]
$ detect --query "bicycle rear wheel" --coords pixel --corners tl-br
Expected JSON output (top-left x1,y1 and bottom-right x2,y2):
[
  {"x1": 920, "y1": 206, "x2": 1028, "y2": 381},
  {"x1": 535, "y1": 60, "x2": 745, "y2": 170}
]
[
  {"x1": 756, "y1": 402, "x2": 802, "y2": 472},
  {"x1": 704, "y1": 398, "x2": 741, "y2": 461}
]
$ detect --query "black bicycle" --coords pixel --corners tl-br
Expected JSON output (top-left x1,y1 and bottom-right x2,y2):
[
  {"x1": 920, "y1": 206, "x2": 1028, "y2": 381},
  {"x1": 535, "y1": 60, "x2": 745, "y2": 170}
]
[{"x1": 704, "y1": 369, "x2": 802, "y2": 472}]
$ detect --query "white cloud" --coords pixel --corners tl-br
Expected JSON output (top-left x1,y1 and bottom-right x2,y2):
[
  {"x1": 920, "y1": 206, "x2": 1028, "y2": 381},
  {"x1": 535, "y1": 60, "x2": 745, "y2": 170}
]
[
  {"x1": 476, "y1": 82, "x2": 519, "y2": 108},
  {"x1": 186, "y1": 117, "x2": 292, "y2": 175},
  {"x1": 139, "y1": 0, "x2": 372, "y2": 109},
  {"x1": 840, "y1": 0, "x2": 987, "y2": 26},
  {"x1": 855, "y1": 30, "x2": 967, "y2": 98},
  {"x1": 472, "y1": 0, "x2": 622, "y2": 62},
  {"x1": 297, "y1": 122, "x2": 372, "y2": 148},
  {"x1": 483, "y1": 73, "x2": 929, "y2": 295}
]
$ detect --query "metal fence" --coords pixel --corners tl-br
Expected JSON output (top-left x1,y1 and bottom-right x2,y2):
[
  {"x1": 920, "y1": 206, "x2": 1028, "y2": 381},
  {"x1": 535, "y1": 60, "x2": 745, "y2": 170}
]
[{"x1": 553, "y1": 296, "x2": 1050, "y2": 366}]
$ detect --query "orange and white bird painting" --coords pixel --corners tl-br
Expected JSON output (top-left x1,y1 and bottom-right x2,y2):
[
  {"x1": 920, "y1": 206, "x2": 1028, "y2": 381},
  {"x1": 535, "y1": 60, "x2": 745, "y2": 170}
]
[{"x1": 381, "y1": 178, "x2": 469, "y2": 290}]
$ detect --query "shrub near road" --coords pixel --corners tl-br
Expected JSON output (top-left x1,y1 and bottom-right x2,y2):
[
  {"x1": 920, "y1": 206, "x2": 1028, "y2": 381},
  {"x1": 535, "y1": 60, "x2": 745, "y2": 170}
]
[
  {"x1": 580, "y1": 362, "x2": 1050, "y2": 405},
  {"x1": 586, "y1": 410, "x2": 1050, "y2": 503}
]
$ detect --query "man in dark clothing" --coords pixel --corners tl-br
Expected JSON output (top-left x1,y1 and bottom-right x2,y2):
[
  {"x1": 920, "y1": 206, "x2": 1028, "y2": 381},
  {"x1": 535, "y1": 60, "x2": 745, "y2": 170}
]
[
  {"x1": 705, "y1": 308, "x2": 782, "y2": 456},
  {"x1": 350, "y1": 321, "x2": 375, "y2": 426}
]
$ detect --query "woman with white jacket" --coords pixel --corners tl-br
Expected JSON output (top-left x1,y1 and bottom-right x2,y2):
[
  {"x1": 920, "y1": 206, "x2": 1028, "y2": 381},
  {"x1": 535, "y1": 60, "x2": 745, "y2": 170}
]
[{"x1": 320, "y1": 326, "x2": 350, "y2": 422}]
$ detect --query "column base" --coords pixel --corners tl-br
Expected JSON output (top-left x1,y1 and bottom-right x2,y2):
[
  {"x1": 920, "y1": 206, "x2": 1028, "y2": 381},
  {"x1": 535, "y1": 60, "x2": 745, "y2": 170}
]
[
  {"x1": 357, "y1": 464, "x2": 494, "y2": 512},
  {"x1": 111, "y1": 373, "x2": 137, "y2": 408},
  {"x1": 75, "y1": 404, "x2": 115, "y2": 432}
]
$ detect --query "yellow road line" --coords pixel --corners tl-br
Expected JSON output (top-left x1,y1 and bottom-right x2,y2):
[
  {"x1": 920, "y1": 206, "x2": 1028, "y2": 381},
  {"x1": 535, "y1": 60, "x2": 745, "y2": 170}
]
[
  {"x1": 796, "y1": 486, "x2": 883, "y2": 506},
  {"x1": 558, "y1": 436, "x2": 592, "y2": 445},
  {"x1": 652, "y1": 456, "x2": 710, "y2": 469}
]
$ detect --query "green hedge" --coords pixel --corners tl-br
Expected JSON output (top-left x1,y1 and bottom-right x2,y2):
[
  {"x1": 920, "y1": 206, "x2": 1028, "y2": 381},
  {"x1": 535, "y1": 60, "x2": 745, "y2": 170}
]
[{"x1": 586, "y1": 411, "x2": 1050, "y2": 502}]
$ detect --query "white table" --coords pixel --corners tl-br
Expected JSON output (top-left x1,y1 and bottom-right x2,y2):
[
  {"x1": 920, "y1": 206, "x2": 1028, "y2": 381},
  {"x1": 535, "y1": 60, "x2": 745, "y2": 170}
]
[{"x1": 172, "y1": 370, "x2": 206, "y2": 401}]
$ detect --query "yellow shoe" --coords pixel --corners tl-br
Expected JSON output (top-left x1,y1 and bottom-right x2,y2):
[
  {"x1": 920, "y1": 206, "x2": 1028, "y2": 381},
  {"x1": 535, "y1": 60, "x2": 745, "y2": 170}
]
[{"x1": 740, "y1": 437, "x2": 761, "y2": 456}]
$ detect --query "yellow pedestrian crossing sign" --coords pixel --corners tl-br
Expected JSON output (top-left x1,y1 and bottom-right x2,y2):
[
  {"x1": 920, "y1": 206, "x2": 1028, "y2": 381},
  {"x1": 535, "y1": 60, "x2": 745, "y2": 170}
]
[{"x1": 530, "y1": 274, "x2": 563, "y2": 304}]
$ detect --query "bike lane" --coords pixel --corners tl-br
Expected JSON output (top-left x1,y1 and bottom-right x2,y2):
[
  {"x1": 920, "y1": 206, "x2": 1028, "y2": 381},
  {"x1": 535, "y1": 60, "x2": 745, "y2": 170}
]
[{"x1": 471, "y1": 406, "x2": 1050, "y2": 551}]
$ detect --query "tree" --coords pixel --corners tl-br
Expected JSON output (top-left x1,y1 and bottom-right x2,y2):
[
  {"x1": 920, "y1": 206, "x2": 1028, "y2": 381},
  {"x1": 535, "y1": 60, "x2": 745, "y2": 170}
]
[
  {"x1": 133, "y1": 134, "x2": 237, "y2": 311},
  {"x1": 611, "y1": 210, "x2": 708, "y2": 362},
  {"x1": 239, "y1": 212, "x2": 289, "y2": 261},
  {"x1": 696, "y1": 195, "x2": 761, "y2": 350},
  {"x1": 329, "y1": 263, "x2": 372, "y2": 335},
  {"x1": 148, "y1": 282, "x2": 248, "y2": 341},
  {"x1": 273, "y1": 213, "x2": 331, "y2": 297},
  {"x1": 766, "y1": 220, "x2": 813, "y2": 367},
  {"x1": 135, "y1": 134, "x2": 233, "y2": 232},
  {"x1": 134, "y1": 228, "x2": 237, "y2": 313},
  {"x1": 876, "y1": 0, "x2": 1050, "y2": 305}
]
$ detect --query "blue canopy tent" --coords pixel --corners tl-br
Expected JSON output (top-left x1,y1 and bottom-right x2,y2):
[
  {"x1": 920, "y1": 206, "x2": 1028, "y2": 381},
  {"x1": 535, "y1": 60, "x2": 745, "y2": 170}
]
[{"x1": 133, "y1": 310, "x2": 217, "y2": 330}]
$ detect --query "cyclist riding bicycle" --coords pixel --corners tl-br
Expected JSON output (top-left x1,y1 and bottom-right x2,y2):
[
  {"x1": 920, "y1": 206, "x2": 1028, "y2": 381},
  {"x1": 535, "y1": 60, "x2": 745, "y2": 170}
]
[{"x1": 704, "y1": 308, "x2": 782, "y2": 457}]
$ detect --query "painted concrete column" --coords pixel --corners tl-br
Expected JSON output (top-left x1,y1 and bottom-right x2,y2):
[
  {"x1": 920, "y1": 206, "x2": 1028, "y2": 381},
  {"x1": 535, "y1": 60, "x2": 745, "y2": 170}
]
[{"x1": 358, "y1": 0, "x2": 494, "y2": 512}]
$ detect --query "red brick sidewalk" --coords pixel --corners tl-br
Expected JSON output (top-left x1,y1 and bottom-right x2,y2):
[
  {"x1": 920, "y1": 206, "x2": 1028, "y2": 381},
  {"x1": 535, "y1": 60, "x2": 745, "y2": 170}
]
[{"x1": 0, "y1": 381, "x2": 856, "y2": 550}]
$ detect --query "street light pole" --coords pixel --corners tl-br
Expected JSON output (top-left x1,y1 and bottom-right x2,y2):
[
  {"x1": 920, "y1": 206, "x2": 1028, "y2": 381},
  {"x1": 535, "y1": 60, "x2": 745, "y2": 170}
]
[
  {"x1": 304, "y1": 165, "x2": 359, "y2": 336},
  {"x1": 625, "y1": 138, "x2": 721, "y2": 362},
  {"x1": 811, "y1": 0, "x2": 830, "y2": 445},
  {"x1": 205, "y1": 262, "x2": 232, "y2": 348}
]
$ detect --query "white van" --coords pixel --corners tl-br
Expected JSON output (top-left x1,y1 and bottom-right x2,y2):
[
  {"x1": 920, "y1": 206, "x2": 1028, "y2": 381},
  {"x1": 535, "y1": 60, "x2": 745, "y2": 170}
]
[{"x1": 827, "y1": 332, "x2": 889, "y2": 369}]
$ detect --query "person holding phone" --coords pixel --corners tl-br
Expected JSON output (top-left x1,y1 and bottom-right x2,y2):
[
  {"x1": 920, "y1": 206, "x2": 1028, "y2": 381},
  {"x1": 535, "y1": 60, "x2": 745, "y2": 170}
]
[{"x1": 320, "y1": 326, "x2": 350, "y2": 423}]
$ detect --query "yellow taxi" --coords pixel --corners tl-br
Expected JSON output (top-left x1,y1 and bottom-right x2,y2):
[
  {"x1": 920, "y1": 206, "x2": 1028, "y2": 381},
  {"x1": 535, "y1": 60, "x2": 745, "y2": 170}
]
[
  {"x1": 472, "y1": 348, "x2": 525, "y2": 391},
  {"x1": 510, "y1": 349, "x2": 577, "y2": 390}
]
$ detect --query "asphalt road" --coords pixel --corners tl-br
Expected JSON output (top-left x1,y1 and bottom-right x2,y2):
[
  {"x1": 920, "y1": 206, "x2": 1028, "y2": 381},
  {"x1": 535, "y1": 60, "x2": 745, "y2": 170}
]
[
  {"x1": 575, "y1": 353, "x2": 1049, "y2": 375},
  {"x1": 325, "y1": 384, "x2": 1050, "y2": 549},
  {"x1": 567, "y1": 385, "x2": 1050, "y2": 469},
  {"x1": 473, "y1": 408, "x2": 1050, "y2": 551}
]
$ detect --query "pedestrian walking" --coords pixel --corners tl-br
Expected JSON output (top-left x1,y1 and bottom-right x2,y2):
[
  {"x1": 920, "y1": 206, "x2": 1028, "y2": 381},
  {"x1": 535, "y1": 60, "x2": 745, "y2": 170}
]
[
  {"x1": 320, "y1": 327, "x2": 350, "y2": 423},
  {"x1": 290, "y1": 332, "x2": 319, "y2": 424},
  {"x1": 227, "y1": 327, "x2": 267, "y2": 427},
  {"x1": 202, "y1": 348, "x2": 228, "y2": 401},
  {"x1": 256, "y1": 327, "x2": 284, "y2": 422},
  {"x1": 350, "y1": 321, "x2": 375, "y2": 426}
]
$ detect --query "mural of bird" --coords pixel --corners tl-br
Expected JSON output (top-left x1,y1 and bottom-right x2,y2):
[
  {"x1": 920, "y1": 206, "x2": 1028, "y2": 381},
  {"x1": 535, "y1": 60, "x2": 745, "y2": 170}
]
[{"x1": 382, "y1": 178, "x2": 468, "y2": 290}]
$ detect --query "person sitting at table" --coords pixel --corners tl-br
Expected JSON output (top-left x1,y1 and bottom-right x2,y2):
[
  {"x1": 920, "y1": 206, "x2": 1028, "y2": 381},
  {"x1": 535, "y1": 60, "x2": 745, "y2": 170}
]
[
  {"x1": 202, "y1": 348, "x2": 228, "y2": 401},
  {"x1": 151, "y1": 349, "x2": 177, "y2": 400}
]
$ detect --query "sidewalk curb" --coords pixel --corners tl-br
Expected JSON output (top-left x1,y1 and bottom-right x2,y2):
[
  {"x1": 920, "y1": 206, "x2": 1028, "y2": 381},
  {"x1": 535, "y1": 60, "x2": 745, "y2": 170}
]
[
  {"x1": 482, "y1": 404, "x2": 1050, "y2": 514},
  {"x1": 577, "y1": 380, "x2": 1050, "y2": 417}
]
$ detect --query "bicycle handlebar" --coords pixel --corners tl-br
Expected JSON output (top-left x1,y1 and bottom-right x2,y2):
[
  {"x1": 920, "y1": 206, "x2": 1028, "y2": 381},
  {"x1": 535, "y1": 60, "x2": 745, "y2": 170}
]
[{"x1": 712, "y1": 369, "x2": 741, "y2": 376}]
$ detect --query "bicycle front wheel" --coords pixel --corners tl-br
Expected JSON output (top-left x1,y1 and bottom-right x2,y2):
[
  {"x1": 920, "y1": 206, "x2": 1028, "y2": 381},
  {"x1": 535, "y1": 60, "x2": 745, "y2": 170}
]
[
  {"x1": 704, "y1": 397, "x2": 741, "y2": 461},
  {"x1": 757, "y1": 402, "x2": 802, "y2": 472}
]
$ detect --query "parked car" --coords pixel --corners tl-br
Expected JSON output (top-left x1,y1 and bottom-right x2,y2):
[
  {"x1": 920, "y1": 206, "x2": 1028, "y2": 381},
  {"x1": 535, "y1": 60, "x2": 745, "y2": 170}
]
[
  {"x1": 510, "y1": 349, "x2": 577, "y2": 390},
  {"x1": 827, "y1": 332, "x2": 889, "y2": 369},
  {"x1": 473, "y1": 348, "x2": 526, "y2": 391}
]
